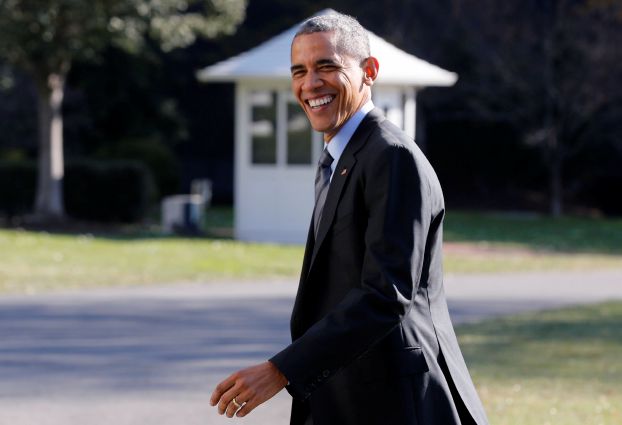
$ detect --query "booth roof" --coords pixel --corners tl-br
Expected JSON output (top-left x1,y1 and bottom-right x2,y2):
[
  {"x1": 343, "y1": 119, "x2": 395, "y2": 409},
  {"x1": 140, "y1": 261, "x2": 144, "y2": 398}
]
[{"x1": 197, "y1": 10, "x2": 458, "y2": 87}]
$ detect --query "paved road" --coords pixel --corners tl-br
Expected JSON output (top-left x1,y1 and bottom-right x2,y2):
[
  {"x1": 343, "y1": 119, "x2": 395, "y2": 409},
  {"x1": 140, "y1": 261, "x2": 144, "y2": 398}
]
[{"x1": 0, "y1": 269, "x2": 620, "y2": 425}]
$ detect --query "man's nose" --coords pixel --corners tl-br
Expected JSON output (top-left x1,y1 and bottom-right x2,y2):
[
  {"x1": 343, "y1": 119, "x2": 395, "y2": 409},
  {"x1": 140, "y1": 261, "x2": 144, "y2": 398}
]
[{"x1": 301, "y1": 71, "x2": 323, "y2": 91}]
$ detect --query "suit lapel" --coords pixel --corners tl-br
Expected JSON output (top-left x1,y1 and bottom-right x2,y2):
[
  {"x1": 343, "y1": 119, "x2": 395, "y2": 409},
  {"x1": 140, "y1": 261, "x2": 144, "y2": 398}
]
[
  {"x1": 311, "y1": 155, "x2": 356, "y2": 262},
  {"x1": 291, "y1": 109, "x2": 385, "y2": 334},
  {"x1": 306, "y1": 108, "x2": 385, "y2": 273}
]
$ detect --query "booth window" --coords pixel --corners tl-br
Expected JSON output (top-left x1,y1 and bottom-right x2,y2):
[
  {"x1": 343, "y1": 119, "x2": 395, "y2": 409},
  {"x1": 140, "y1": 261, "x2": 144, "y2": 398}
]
[
  {"x1": 250, "y1": 91, "x2": 277, "y2": 164},
  {"x1": 286, "y1": 100, "x2": 312, "y2": 164}
]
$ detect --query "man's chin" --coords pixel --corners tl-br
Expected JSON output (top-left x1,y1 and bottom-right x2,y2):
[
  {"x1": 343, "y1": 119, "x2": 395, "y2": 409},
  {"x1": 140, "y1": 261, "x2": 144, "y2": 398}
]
[{"x1": 309, "y1": 122, "x2": 334, "y2": 135}]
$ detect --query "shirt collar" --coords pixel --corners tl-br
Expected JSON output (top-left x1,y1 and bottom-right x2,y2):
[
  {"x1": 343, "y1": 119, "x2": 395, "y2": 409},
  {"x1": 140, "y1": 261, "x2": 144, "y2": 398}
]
[{"x1": 325, "y1": 100, "x2": 374, "y2": 177}]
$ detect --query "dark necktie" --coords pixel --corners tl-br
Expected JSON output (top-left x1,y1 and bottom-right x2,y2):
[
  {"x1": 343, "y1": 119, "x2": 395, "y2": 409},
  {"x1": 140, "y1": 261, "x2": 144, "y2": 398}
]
[{"x1": 313, "y1": 148, "x2": 334, "y2": 238}]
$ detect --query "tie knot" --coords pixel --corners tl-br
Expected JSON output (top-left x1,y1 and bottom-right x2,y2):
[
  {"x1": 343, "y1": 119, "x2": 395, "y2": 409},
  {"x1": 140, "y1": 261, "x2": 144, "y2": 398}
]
[{"x1": 319, "y1": 149, "x2": 333, "y2": 168}]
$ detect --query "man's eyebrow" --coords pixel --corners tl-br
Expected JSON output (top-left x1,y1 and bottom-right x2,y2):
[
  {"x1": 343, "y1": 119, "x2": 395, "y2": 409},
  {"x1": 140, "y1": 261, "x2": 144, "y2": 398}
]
[
  {"x1": 290, "y1": 58, "x2": 340, "y2": 73},
  {"x1": 316, "y1": 59, "x2": 339, "y2": 66}
]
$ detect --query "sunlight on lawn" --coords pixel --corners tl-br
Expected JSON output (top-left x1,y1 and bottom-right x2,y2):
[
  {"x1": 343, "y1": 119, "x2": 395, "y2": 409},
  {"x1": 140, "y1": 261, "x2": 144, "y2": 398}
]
[{"x1": 459, "y1": 302, "x2": 622, "y2": 425}]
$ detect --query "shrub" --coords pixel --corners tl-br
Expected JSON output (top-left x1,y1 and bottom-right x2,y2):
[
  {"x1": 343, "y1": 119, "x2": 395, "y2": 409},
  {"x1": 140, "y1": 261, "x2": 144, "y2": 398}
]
[
  {"x1": 95, "y1": 138, "x2": 180, "y2": 199},
  {"x1": 64, "y1": 160, "x2": 156, "y2": 223},
  {"x1": 0, "y1": 160, "x2": 36, "y2": 218},
  {"x1": 0, "y1": 159, "x2": 155, "y2": 223},
  {"x1": 577, "y1": 173, "x2": 622, "y2": 216}
]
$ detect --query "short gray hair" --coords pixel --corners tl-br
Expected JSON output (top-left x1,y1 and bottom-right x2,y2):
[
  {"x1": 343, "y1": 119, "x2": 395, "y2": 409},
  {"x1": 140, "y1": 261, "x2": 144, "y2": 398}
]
[{"x1": 294, "y1": 12, "x2": 370, "y2": 63}]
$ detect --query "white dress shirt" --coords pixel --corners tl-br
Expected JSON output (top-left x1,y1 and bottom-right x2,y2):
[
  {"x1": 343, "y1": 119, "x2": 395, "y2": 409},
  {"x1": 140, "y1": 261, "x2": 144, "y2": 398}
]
[{"x1": 324, "y1": 100, "x2": 375, "y2": 181}]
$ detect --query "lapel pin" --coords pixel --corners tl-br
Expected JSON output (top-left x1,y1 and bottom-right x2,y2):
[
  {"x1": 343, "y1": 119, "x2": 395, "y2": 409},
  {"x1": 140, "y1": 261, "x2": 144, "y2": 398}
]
[{"x1": 340, "y1": 168, "x2": 348, "y2": 176}]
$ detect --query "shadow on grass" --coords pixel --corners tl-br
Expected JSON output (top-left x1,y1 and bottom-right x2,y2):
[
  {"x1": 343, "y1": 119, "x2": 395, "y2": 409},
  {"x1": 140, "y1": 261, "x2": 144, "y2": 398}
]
[
  {"x1": 2, "y1": 206, "x2": 235, "y2": 242},
  {"x1": 444, "y1": 211, "x2": 622, "y2": 254},
  {"x1": 4, "y1": 209, "x2": 622, "y2": 255},
  {"x1": 457, "y1": 301, "x2": 622, "y2": 382}
]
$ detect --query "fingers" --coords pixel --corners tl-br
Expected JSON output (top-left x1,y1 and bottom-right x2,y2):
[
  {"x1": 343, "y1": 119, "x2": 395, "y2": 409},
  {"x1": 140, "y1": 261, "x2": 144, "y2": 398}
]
[
  {"x1": 209, "y1": 373, "x2": 237, "y2": 406},
  {"x1": 217, "y1": 383, "x2": 243, "y2": 415},
  {"x1": 210, "y1": 362, "x2": 288, "y2": 418},
  {"x1": 211, "y1": 382, "x2": 259, "y2": 418},
  {"x1": 223, "y1": 389, "x2": 255, "y2": 418},
  {"x1": 234, "y1": 393, "x2": 259, "y2": 418},
  {"x1": 224, "y1": 396, "x2": 243, "y2": 418}
]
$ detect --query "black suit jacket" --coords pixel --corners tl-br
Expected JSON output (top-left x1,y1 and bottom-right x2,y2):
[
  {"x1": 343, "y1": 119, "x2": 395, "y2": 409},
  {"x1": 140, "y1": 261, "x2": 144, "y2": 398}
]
[{"x1": 271, "y1": 109, "x2": 489, "y2": 425}]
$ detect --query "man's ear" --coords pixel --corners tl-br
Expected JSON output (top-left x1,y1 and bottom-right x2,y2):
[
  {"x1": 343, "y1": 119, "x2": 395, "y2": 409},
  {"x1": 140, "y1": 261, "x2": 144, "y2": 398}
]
[{"x1": 362, "y1": 56, "x2": 379, "y2": 86}]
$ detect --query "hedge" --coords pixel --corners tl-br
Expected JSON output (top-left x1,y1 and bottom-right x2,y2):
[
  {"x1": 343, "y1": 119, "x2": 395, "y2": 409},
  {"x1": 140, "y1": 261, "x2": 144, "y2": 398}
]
[
  {"x1": 95, "y1": 138, "x2": 180, "y2": 199},
  {"x1": 64, "y1": 160, "x2": 155, "y2": 222},
  {"x1": 0, "y1": 160, "x2": 37, "y2": 219},
  {"x1": 0, "y1": 159, "x2": 155, "y2": 223}
]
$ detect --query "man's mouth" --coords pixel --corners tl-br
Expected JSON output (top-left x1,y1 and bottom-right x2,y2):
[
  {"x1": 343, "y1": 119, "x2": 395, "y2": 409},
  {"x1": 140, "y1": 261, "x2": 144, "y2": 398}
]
[{"x1": 307, "y1": 95, "x2": 335, "y2": 109}]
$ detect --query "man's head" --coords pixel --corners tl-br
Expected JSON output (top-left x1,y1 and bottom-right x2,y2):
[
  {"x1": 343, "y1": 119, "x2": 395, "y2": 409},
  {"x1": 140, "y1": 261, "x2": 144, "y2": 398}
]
[
  {"x1": 290, "y1": 12, "x2": 379, "y2": 141},
  {"x1": 296, "y1": 13, "x2": 370, "y2": 64}
]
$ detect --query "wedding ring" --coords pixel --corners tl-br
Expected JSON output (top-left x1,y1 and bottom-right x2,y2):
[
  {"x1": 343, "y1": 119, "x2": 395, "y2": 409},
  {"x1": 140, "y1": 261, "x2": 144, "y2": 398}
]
[{"x1": 231, "y1": 397, "x2": 242, "y2": 410}]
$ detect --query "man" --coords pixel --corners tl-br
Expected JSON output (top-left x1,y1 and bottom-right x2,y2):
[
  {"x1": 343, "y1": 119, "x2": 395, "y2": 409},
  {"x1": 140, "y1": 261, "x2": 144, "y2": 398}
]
[{"x1": 210, "y1": 12, "x2": 489, "y2": 425}]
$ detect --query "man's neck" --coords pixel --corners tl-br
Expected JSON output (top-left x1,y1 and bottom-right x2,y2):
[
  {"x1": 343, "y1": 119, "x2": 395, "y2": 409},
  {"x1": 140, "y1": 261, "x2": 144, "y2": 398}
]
[
  {"x1": 324, "y1": 100, "x2": 374, "y2": 144},
  {"x1": 322, "y1": 100, "x2": 374, "y2": 179}
]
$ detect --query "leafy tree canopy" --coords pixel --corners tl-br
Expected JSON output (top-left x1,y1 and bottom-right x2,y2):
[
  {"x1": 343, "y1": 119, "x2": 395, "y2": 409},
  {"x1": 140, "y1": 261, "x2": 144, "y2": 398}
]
[
  {"x1": 0, "y1": 0, "x2": 246, "y2": 219},
  {"x1": 0, "y1": 0, "x2": 246, "y2": 81}
]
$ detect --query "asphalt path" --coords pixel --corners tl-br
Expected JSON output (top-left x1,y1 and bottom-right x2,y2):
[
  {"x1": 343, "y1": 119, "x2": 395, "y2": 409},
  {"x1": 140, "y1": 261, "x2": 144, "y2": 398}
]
[{"x1": 0, "y1": 269, "x2": 620, "y2": 425}]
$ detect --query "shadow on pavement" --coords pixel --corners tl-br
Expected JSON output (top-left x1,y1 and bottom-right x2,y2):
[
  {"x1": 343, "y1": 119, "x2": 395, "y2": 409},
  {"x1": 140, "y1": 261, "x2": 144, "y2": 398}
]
[{"x1": 0, "y1": 296, "x2": 293, "y2": 398}]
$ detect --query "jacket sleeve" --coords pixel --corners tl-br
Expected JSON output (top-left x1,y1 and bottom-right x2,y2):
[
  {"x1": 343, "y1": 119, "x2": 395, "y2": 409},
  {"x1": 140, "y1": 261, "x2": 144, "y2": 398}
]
[{"x1": 270, "y1": 139, "x2": 434, "y2": 400}]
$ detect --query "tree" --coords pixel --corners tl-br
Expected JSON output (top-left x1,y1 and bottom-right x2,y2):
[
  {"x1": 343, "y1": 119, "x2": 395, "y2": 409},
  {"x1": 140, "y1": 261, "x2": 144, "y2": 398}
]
[
  {"x1": 338, "y1": 0, "x2": 622, "y2": 214},
  {"x1": 447, "y1": 0, "x2": 622, "y2": 215},
  {"x1": 0, "y1": 0, "x2": 246, "y2": 220}
]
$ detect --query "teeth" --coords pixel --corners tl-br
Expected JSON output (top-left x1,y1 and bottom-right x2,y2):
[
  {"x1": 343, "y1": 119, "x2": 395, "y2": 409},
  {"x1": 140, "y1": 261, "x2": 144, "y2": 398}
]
[{"x1": 308, "y1": 95, "x2": 334, "y2": 108}]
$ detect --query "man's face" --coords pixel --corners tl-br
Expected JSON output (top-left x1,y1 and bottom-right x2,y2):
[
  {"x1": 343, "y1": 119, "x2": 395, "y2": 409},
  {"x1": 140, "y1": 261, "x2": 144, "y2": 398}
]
[{"x1": 290, "y1": 31, "x2": 375, "y2": 141}]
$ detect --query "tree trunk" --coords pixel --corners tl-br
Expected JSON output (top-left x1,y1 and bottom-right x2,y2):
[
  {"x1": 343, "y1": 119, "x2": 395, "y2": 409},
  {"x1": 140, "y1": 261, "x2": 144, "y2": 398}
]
[
  {"x1": 550, "y1": 159, "x2": 563, "y2": 217},
  {"x1": 548, "y1": 129, "x2": 563, "y2": 217},
  {"x1": 34, "y1": 72, "x2": 66, "y2": 219}
]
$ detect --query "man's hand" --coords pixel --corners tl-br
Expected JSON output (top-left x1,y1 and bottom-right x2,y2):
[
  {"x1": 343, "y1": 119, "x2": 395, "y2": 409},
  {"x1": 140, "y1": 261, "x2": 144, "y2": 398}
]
[{"x1": 210, "y1": 361, "x2": 288, "y2": 418}]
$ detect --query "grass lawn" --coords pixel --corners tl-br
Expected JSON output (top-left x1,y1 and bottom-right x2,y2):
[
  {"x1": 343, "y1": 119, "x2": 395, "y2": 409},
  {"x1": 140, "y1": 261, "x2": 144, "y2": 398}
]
[
  {"x1": 0, "y1": 230, "x2": 303, "y2": 293},
  {"x1": 443, "y1": 211, "x2": 622, "y2": 273},
  {"x1": 0, "y1": 209, "x2": 620, "y2": 293},
  {"x1": 459, "y1": 301, "x2": 622, "y2": 425},
  {"x1": 444, "y1": 211, "x2": 622, "y2": 254}
]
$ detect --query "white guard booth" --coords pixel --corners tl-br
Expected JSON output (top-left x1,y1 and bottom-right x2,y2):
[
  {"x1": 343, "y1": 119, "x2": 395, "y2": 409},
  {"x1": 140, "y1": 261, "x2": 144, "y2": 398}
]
[{"x1": 197, "y1": 9, "x2": 457, "y2": 244}]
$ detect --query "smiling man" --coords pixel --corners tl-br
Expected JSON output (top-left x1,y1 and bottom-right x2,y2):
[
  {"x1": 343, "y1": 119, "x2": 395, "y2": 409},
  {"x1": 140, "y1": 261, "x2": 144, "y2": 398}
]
[
  {"x1": 210, "y1": 11, "x2": 489, "y2": 425},
  {"x1": 288, "y1": 24, "x2": 376, "y2": 143}
]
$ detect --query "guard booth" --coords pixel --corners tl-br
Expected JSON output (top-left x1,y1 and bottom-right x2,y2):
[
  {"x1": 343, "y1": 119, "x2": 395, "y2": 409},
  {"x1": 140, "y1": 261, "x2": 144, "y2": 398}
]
[{"x1": 197, "y1": 9, "x2": 457, "y2": 243}]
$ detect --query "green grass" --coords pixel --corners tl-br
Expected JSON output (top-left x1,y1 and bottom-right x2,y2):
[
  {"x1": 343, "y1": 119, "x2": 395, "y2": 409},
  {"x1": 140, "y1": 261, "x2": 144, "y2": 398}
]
[
  {"x1": 0, "y1": 209, "x2": 620, "y2": 293},
  {"x1": 207, "y1": 208, "x2": 622, "y2": 273},
  {"x1": 206, "y1": 207, "x2": 622, "y2": 254},
  {"x1": 445, "y1": 211, "x2": 622, "y2": 254},
  {"x1": 443, "y1": 211, "x2": 622, "y2": 273},
  {"x1": 204, "y1": 205, "x2": 236, "y2": 238},
  {"x1": 0, "y1": 230, "x2": 303, "y2": 293},
  {"x1": 458, "y1": 301, "x2": 622, "y2": 425}
]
